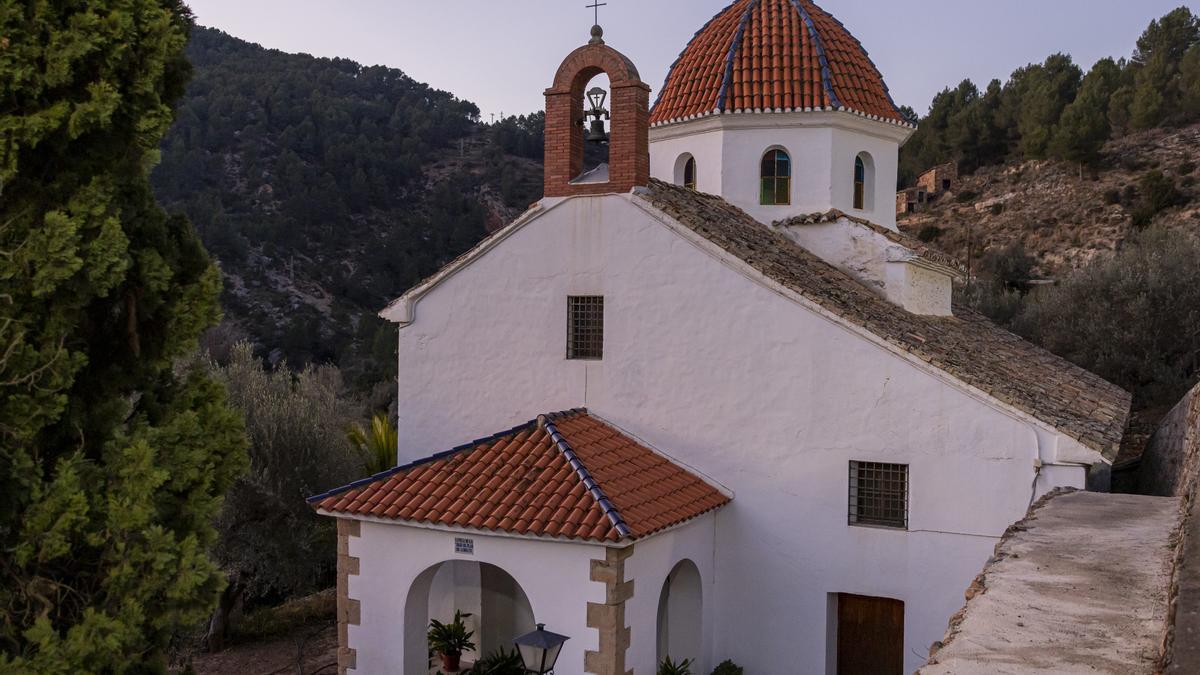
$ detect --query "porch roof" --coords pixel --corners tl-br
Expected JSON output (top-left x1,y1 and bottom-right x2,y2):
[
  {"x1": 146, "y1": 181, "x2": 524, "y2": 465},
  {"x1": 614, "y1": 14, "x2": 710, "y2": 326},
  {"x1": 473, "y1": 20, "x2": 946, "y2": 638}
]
[{"x1": 307, "y1": 410, "x2": 730, "y2": 543}]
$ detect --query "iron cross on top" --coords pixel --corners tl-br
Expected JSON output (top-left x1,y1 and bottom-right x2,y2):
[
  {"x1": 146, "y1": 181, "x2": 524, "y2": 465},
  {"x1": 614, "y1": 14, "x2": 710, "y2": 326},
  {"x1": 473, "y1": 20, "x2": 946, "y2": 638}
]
[{"x1": 587, "y1": 1, "x2": 607, "y2": 26}]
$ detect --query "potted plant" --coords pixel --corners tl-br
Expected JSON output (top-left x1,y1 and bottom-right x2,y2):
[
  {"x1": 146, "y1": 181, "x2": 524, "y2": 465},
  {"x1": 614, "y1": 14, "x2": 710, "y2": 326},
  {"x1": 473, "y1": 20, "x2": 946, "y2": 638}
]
[
  {"x1": 467, "y1": 646, "x2": 525, "y2": 675},
  {"x1": 658, "y1": 656, "x2": 694, "y2": 675},
  {"x1": 428, "y1": 610, "x2": 476, "y2": 672}
]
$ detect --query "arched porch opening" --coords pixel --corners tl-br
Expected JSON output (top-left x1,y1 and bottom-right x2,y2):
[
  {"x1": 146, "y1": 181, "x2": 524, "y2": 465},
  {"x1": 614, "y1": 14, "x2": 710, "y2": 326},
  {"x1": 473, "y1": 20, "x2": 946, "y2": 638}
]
[
  {"x1": 656, "y1": 558, "x2": 703, "y2": 666},
  {"x1": 403, "y1": 560, "x2": 536, "y2": 672}
]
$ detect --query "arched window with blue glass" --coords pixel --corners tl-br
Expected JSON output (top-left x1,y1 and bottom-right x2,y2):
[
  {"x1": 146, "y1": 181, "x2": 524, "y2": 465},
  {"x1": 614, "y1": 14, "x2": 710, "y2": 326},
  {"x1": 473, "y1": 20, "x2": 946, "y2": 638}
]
[
  {"x1": 854, "y1": 152, "x2": 875, "y2": 211},
  {"x1": 760, "y1": 148, "x2": 791, "y2": 206}
]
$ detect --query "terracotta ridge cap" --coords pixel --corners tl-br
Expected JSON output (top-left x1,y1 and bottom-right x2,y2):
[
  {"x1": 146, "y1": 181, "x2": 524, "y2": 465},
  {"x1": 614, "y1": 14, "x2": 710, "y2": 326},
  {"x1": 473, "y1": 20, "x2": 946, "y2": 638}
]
[{"x1": 538, "y1": 410, "x2": 633, "y2": 540}]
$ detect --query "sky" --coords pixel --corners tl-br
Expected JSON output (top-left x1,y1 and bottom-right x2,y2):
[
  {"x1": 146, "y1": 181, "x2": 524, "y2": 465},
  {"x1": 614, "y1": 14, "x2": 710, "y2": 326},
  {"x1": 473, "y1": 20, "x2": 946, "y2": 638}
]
[{"x1": 185, "y1": 0, "x2": 1198, "y2": 120}]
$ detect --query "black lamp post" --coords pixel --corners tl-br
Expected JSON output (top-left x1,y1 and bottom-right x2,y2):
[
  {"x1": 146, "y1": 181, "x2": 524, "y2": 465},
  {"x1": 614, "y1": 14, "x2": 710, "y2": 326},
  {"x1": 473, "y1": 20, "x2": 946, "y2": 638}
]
[{"x1": 514, "y1": 623, "x2": 569, "y2": 674}]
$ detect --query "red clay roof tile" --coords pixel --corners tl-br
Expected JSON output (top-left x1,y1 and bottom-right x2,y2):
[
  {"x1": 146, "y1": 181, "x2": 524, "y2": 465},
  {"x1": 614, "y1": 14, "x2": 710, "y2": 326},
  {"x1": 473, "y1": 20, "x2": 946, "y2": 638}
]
[
  {"x1": 309, "y1": 411, "x2": 730, "y2": 543},
  {"x1": 650, "y1": 0, "x2": 904, "y2": 125}
]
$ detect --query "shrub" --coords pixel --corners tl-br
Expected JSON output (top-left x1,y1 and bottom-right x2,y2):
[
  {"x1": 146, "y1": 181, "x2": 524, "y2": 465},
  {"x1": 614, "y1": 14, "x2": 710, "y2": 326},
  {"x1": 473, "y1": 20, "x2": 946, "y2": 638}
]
[
  {"x1": 1102, "y1": 188, "x2": 1122, "y2": 205},
  {"x1": 979, "y1": 242, "x2": 1037, "y2": 292},
  {"x1": 1180, "y1": 159, "x2": 1197, "y2": 175},
  {"x1": 428, "y1": 610, "x2": 476, "y2": 657},
  {"x1": 955, "y1": 190, "x2": 980, "y2": 203},
  {"x1": 228, "y1": 589, "x2": 336, "y2": 643},
  {"x1": 1012, "y1": 226, "x2": 1200, "y2": 407},
  {"x1": 917, "y1": 225, "x2": 944, "y2": 242},
  {"x1": 1131, "y1": 170, "x2": 1183, "y2": 228},
  {"x1": 205, "y1": 343, "x2": 365, "y2": 644},
  {"x1": 468, "y1": 647, "x2": 525, "y2": 675},
  {"x1": 659, "y1": 657, "x2": 695, "y2": 675},
  {"x1": 711, "y1": 660, "x2": 744, "y2": 675},
  {"x1": 990, "y1": 202, "x2": 1006, "y2": 215}
]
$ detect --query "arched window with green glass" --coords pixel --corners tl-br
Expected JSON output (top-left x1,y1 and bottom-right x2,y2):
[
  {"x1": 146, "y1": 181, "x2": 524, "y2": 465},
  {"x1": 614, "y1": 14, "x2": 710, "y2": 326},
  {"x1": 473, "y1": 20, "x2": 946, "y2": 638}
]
[{"x1": 760, "y1": 148, "x2": 791, "y2": 205}]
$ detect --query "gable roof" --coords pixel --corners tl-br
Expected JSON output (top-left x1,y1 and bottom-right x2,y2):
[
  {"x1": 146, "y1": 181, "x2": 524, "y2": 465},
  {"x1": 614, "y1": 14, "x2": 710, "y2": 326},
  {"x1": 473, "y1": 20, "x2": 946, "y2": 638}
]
[
  {"x1": 636, "y1": 180, "x2": 1131, "y2": 459},
  {"x1": 308, "y1": 410, "x2": 730, "y2": 543},
  {"x1": 775, "y1": 210, "x2": 966, "y2": 275}
]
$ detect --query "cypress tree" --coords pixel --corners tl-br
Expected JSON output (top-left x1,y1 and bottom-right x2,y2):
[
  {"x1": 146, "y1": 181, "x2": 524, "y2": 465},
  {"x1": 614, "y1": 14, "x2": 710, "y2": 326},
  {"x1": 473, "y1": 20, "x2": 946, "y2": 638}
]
[{"x1": 0, "y1": 1, "x2": 246, "y2": 671}]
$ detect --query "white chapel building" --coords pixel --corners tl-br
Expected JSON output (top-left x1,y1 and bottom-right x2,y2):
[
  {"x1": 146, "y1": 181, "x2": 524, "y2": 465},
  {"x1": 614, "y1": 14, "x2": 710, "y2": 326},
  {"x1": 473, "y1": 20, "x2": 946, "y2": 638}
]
[{"x1": 309, "y1": 2, "x2": 1131, "y2": 673}]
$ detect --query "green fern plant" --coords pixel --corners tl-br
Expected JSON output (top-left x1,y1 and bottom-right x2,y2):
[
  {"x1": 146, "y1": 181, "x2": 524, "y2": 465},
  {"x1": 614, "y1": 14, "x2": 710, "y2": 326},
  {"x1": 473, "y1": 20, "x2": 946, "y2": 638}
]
[
  {"x1": 468, "y1": 646, "x2": 525, "y2": 675},
  {"x1": 658, "y1": 656, "x2": 694, "y2": 675},
  {"x1": 710, "y1": 660, "x2": 744, "y2": 675},
  {"x1": 348, "y1": 412, "x2": 399, "y2": 474},
  {"x1": 427, "y1": 610, "x2": 475, "y2": 657}
]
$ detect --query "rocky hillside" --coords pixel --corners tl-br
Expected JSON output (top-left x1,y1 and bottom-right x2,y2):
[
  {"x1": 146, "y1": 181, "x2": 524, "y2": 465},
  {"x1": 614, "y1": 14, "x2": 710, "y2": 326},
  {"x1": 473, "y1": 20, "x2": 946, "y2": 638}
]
[
  {"x1": 152, "y1": 28, "x2": 542, "y2": 388},
  {"x1": 899, "y1": 123, "x2": 1200, "y2": 279}
]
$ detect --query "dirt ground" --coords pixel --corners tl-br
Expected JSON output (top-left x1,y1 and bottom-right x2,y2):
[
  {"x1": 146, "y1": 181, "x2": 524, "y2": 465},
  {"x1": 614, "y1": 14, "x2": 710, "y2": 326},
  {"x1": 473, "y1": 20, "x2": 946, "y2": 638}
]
[{"x1": 181, "y1": 621, "x2": 338, "y2": 675}]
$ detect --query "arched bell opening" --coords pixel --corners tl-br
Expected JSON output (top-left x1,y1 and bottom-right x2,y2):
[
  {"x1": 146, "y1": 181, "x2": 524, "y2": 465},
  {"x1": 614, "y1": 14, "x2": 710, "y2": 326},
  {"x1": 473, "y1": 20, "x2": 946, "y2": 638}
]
[
  {"x1": 543, "y1": 34, "x2": 650, "y2": 198},
  {"x1": 578, "y1": 72, "x2": 611, "y2": 183}
]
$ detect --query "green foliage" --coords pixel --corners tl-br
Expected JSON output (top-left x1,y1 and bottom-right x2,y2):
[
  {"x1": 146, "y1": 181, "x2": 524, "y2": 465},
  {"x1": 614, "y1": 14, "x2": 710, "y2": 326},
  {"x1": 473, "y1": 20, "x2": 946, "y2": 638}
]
[
  {"x1": 1011, "y1": 226, "x2": 1200, "y2": 407},
  {"x1": 226, "y1": 589, "x2": 335, "y2": 644},
  {"x1": 427, "y1": 610, "x2": 475, "y2": 657},
  {"x1": 466, "y1": 647, "x2": 525, "y2": 675},
  {"x1": 1015, "y1": 54, "x2": 1084, "y2": 158},
  {"x1": 150, "y1": 28, "x2": 491, "y2": 385},
  {"x1": 208, "y1": 343, "x2": 364, "y2": 604},
  {"x1": 1131, "y1": 170, "x2": 1183, "y2": 228},
  {"x1": 0, "y1": 1, "x2": 248, "y2": 669},
  {"x1": 1181, "y1": 45, "x2": 1200, "y2": 117},
  {"x1": 710, "y1": 660, "x2": 744, "y2": 675},
  {"x1": 980, "y1": 242, "x2": 1037, "y2": 292},
  {"x1": 348, "y1": 413, "x2": 399, "y2": 474},
  {"x1": 1130, "y1": 53, "x2": 1173, "y2": 129},
  {"x1": 1052, "y1": 58, "x2": 1122, "y2": 163},
  {"x1": 917, "y1": 226, "x2": 944, "y2": 243},
  {"x1": 658, "y1": 656, "x2": 695, "y2": 675},
  {"x1": 900, "y1": 8, "x2": 1200, "y2": 183},
  {"x1": 1133, "y1": 6, "x2": 1200, "y2": 65}
]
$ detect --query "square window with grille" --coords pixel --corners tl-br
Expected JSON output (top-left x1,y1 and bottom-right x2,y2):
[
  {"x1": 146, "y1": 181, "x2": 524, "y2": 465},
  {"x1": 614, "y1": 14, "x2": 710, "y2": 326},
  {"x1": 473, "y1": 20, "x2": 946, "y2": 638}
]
[
  {"x1": 567, "y1": 296, "x2": 604, "y2": 360},
  {"x1": 848, "y1": 461, "x2": 908, "y2": 529}
]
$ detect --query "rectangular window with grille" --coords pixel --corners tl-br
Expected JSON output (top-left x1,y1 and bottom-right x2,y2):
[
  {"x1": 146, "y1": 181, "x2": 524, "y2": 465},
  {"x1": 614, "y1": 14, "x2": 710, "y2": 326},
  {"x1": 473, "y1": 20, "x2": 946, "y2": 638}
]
[
  {"x1": 567, "y1": 296, "x2": 604, "y2": 360},
  {"x1": 848, "y1": 461, "x2": 908, "y2": 529}
]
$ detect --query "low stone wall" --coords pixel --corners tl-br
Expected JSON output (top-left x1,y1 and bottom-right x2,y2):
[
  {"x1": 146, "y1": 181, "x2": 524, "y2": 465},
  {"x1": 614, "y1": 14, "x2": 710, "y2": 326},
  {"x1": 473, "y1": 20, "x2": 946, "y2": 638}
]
[{"x1": 1139, "y1": 382, "x2": 1200, "y2": 497}]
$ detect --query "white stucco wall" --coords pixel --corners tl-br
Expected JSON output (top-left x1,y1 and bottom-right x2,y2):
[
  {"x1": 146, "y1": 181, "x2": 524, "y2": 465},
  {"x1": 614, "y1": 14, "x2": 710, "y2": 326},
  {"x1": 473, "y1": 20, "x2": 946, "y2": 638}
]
[
  {"x1": 622, "y1": 513, "x2": 719, "y2": 674},
  {"x1": 347, "y1": 522, "x2": 605, "y2": 674},
  {"x1": 390, "y1": 194, "x2": 1090, "y2": 673},
  {"x1": 649, "y1": 112, "x2": 908, "y2": 228}
]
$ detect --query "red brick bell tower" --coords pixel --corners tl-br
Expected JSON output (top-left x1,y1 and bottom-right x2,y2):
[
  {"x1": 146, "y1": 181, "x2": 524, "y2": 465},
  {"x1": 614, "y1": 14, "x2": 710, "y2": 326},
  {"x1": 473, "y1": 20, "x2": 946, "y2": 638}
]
[{"x1": 543, "y1": 26, "x2": 650, "y2": 198}]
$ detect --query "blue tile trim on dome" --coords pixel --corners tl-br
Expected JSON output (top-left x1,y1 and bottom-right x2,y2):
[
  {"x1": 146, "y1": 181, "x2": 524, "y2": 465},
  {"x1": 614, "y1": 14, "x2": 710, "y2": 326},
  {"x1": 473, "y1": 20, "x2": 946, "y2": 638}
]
[
  {"x1": 651, "y1": 0, "x2": 741, "y2": 112},
  {"x1": 716, "y1": 0, "x2": 760, "y2": 113},
  {"x1": 788, "y1": 0, "x2": 842, "y2": 110},
  {"x1": 817, "y1": 8, "x2": 903, "y2": 114}
]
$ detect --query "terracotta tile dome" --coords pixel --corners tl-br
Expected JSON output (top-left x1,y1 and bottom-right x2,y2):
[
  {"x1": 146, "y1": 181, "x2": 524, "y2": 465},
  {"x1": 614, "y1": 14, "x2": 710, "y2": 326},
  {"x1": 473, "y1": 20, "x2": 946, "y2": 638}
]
[{"x1": 650, "y1": 0, "x2": 907, "y2": 126}]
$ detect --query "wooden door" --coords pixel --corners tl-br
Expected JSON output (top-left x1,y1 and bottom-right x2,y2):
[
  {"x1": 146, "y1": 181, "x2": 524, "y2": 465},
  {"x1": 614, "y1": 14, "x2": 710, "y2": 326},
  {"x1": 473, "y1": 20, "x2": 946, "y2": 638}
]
[{"x1": 837, "y1": 594, "x2": 904, "y2": 675}]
